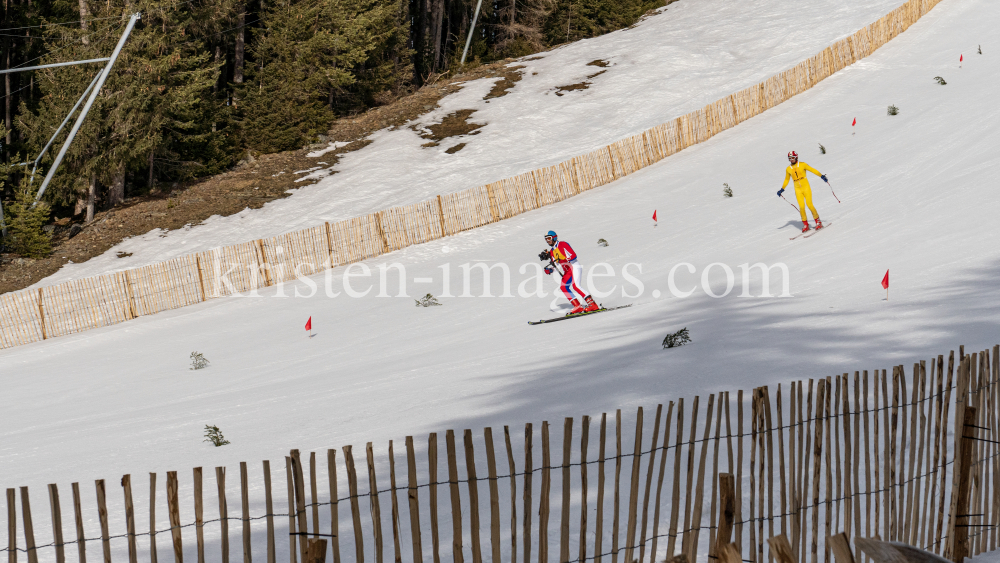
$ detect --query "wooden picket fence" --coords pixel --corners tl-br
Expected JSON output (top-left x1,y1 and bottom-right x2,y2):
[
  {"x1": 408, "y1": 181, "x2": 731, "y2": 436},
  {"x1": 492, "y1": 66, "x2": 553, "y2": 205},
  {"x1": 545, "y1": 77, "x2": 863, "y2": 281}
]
[
  {"x1": 0, "y1": 0, "x2": 950, "y2": 350},
  {"x1": 3, "y1": 345, "x2": 998, "y2": 563}
]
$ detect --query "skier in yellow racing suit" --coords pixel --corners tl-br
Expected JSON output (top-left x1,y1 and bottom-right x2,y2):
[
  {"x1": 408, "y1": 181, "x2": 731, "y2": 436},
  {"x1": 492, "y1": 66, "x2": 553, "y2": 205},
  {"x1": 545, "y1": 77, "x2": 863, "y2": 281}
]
[{"x1": 778, "y1": 150, "x2": 828, "y2": 232}]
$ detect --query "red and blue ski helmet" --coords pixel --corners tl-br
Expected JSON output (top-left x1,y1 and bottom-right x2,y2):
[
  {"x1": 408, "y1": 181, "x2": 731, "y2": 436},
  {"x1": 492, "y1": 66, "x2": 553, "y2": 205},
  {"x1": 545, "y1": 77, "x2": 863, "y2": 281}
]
[{"x1": 545, "y1": 230, "x2": 558, "y2": 241}]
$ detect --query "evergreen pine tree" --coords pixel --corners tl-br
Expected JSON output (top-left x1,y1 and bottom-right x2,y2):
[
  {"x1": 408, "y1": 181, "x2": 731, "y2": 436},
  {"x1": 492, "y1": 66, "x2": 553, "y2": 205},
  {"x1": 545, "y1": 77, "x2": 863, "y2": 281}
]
[
  {"x1": 3, "y1": 179, "x2": 52, "y2": 259},
  {"x1": 352, "y1": 0, "x2": 414, "y2": 107},
  {"x1": 2, "y1": 0, "x2": 51, "y2": 165},
  {"x1": 20, "y1": 1, "x2": 225, "y2": 210},
  {"x1": 0, "y1": 124, "x2": 9, "y2": 240},
  {"x1": 241, "y1": 0, "x2": 410, "y2": 152}
]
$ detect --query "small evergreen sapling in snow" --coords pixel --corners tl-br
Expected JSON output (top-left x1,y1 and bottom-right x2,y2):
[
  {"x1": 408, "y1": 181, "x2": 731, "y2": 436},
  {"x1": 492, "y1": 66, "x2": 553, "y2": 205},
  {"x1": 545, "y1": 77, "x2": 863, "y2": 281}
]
[
  {"x1": 818, "y1": 143, "x2": 826, "y2": 155},
  {"x1": 934, "y1": 76, "x2": 947, "y2": 85},
  {"x1": 190, "y1": 352, "x2": 210, "y2": 370},
  {"x1": 662, "y1": 327, "x2": 691, "y2": 349},
  {"x1": 415, "y1": 293, "x2": 442, "y2": 307},
  {"x1": 204, "y1": 425, "x2": 230, "y2": 447},
  {"x1": 723, "y1": 183, "x2": 733, "y2": 198},
  {"x1": 887, "y1": 104, "x2": 899, "y2": 116},
  {"x1": 597, "y1": 238, "x2": 609, "y2": 247},
  {"x1": 978, "y1": 45, "x2": 982, "y2": 55}
]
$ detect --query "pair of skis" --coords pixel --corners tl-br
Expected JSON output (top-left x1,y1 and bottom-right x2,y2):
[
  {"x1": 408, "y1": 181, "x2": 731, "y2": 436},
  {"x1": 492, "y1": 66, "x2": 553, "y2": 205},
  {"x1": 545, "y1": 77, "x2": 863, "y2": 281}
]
[
  {"x1": 528, "y1": 304, "x2": 632, "y2": 325},
  {"x1": 789, "y1": 222, "x2": 832, "y2": 240}
]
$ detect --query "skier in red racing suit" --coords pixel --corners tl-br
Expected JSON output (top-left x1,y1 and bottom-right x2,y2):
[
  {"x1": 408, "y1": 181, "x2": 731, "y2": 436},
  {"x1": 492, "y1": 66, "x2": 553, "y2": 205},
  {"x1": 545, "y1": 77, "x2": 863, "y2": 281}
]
[{"x1": 542, "y1": 230, "x2": 599, "y2": 314}]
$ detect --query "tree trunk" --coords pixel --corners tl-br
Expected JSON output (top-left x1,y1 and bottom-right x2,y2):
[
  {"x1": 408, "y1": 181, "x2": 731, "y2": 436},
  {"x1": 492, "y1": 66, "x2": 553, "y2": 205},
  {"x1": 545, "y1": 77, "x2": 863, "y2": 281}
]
[
  {"x1": 566, "y1": 0, "x2": 572, "y2": 42},
  {"x1": 147, "y1": 150, "x2": 155, "y2": 191},
  {"x1": 85, "y1": 174, "x2": 96, "y2": 223},
  {"x1": 212, "y1": 44, "x2": 221, "y2": 132},
  {"x1": 213, "y1": 44, "x2": 221, "y2": 92},
  {"x1": 393, "y1": 0, "x2": 404, "y2": 75},
  {"x1": 431, "y1": 0, "x2": 444, "y2": 72},
  {"x1": 107, "y1": 169, "x2": 125, "y2": 209},
  {"x1": 234, "y1": 3, "x2": 245, "y2": 84},
  {"x1": 78, "y1": 0, "x2": 90, "y2": 45},
  {"x1": 74, "y1": 197, "x2": 85, "y2": 216},
  {"x1": 5, "y1": 50, "x2": 11, "y2": 148},
  {"x1": 497, "y1": 0, "x2": 516, "y2": 46},
  {"x1": 412, "y1": 0, "x2": 426, "y2": 85}
]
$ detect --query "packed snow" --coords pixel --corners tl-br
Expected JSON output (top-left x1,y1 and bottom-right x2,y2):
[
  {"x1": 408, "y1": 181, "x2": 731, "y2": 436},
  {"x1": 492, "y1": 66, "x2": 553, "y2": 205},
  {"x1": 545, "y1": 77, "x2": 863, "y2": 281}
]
[
  {"x1": 3, "y1": 0, "x2": 998, "y2": 562},
  {"x1": 34, "y1": 0, "x2": 907, "y2": 285}
]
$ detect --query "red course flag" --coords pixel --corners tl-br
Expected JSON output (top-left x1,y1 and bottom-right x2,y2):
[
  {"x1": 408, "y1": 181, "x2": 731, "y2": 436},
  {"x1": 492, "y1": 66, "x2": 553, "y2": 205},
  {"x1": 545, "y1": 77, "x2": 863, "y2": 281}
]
[
  {"x1": 960, "y1": 54, "x2": 964, "y2": 62},
  {"x1": 852, "y1": 117, "x2": 857, "y2": 127},
  {"x1": 881, "y1": 270, "x2": 889, "y2": 289},
  {"x1": 305, "y1": 316, "x2": 312, "y2": 331},
  {"x1": 652, "y1": 210, "x2": 657, "y2": 222}
]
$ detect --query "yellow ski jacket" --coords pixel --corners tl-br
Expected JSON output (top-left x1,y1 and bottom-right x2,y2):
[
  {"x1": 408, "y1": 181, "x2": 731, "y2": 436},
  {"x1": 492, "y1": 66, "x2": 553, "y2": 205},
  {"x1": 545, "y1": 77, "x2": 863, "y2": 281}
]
[{"x1": 782, "y1": 162, "x2": 823, "y2": 189}]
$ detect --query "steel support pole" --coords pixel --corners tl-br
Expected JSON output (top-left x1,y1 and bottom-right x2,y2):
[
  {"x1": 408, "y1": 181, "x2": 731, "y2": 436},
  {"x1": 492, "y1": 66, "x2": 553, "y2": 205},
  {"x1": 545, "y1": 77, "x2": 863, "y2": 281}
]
[
  {"x1": 459, "y1": 0, "x2": 484, "y2": 65},
  {"x1": 0, "y1": 58, "x2": 110, "y2": 75},
  {"x1": 34, "y1": 13, "x2": 140, "y2": 206},
  {"x1": 29, "y1": 71, "x2": 103, "y2": 185}
]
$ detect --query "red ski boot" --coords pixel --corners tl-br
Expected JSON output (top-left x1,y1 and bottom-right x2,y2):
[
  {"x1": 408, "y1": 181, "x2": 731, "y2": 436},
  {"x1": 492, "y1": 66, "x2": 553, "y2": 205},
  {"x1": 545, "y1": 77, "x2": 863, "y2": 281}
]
[
  {"x1": 584, "y1": 295, "x2": 600, "y2": 312},
  {"x1": 801, "y1": 221, "x2": 811, "y2": 233},
  {"x1": 814, "y1": 218, "x2": 824, "y2": 230},
  {"x1": 568, "y1": 298, "x2": 585, "y2": 315}
]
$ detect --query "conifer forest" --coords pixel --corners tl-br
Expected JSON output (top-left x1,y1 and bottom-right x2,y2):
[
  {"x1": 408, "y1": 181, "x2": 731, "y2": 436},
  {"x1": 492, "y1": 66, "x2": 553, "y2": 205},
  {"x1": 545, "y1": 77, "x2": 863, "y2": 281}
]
[{"x1": 0, "y1": 0, "x2": 663, "y2": 221}]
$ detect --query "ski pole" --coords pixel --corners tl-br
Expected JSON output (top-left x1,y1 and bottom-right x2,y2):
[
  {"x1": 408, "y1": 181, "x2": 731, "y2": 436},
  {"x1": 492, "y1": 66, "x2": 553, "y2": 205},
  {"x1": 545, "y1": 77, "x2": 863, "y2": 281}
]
[
  {"x1": 781, "y1": 194, "x2": 800, "y2": 213},
  {"x1": 825, "y1": 179, "x2": 841, "y2": 203},
  {"x1": 551, "y1": 259, "x2": 567, "y2": 277},
  {"x1": 543, "y1": 253, "x2": 564, "y2": 277}
]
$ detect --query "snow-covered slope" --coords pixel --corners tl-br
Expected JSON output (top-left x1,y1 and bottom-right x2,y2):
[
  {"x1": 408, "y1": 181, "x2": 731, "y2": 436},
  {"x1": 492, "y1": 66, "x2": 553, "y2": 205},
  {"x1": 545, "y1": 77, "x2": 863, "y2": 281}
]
[
  {"x1": 35, "y1": 0, "x2": 907, "y2": 285},
  {"x1": 4, "y1": 0, "x2": 994, "y2": 486},
  {"x1": 2, "y1": 0, "x2": 997, "y2": 560}
]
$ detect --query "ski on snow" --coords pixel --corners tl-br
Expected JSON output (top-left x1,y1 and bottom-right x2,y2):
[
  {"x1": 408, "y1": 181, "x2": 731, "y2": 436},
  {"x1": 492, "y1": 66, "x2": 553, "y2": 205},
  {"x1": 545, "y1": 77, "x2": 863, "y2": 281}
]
[
  {"x1": 789, "y1": 222, "x2": 832, "y2": 240},
  {"x1": 528, "y1": 304, "x2": 632, "y2": 325},
  {"x1": 803, "y1": 222, "x2": 832, "y2": 238}
]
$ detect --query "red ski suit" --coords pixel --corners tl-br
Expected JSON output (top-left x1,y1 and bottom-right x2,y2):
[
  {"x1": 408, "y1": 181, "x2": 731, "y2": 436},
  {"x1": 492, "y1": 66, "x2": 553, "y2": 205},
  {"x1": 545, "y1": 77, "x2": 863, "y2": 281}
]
[{"x1": 549, "y1": 241, "x2": 588, "y2": 301}]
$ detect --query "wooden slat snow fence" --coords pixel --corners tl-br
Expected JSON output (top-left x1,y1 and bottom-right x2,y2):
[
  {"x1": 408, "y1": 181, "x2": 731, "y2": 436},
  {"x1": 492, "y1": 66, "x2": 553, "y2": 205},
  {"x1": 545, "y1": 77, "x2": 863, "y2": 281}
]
[
  {"x1": 3, "y1": 345, "x2": 999, "y2": 563},
  {"x1": 0, "y1": 0, "x2": 948, "y2": 350}
]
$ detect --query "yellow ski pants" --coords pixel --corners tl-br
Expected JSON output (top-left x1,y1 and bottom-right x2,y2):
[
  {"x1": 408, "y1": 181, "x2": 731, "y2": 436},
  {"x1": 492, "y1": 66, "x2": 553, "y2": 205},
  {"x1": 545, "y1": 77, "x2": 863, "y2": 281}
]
[{"x1": 795, "y1": 183, "x2": 819, "y2": 223}]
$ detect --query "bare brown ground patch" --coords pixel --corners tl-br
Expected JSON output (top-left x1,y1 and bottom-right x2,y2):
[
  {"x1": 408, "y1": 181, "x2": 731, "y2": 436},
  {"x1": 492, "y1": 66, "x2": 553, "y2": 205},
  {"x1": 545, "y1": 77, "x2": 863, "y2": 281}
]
[
  {"x1": 555, "y1": 80, "x2": 594, "y2": 95},
  {"x1": 444, "y1": 143, "x2": 467, "y2": 154},
  {"x1": 416, "y1": 109, "x2": 486, "y2": 142},
  {"x1": 0, "y1": 58, "x2": 524, "y2": 295},
  {"x1": 555, "y1": 66, "x2": 607, "y2": 96},
  {"x1": 484, "y1": 65, "x2": 525, "y2": 100}
]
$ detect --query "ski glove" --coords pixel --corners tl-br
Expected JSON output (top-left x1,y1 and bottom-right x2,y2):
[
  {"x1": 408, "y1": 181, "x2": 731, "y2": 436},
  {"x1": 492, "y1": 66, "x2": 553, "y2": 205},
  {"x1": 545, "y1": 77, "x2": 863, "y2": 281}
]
[
  {"x1": 821, "y1": 174, "x2": 828, "y2": 182},
  {"x1": 544, "y1": 268, "x2": 554, "y2": 275},
  {"x1": 777, "y1": 188, "x2": 785, "y2": 197}
]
